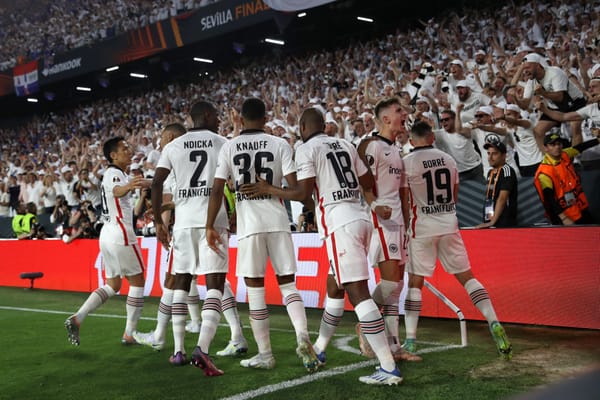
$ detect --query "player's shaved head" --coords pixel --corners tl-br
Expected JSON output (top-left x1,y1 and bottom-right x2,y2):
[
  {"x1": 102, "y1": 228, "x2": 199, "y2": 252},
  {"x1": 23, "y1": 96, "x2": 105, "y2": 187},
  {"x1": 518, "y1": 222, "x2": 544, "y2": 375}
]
[
  {"x1": 163, "y1": 123, "x2": 186, "y2": 138},
  {"x1": 241, "y1": 98, "x2": 266, "y2": 121},
  {"x1": 299, "y1": 108, "x2": 325, "y2": 141},
  {"x1": 189, "y1": 100, "x2": 218, "y2": 131}
]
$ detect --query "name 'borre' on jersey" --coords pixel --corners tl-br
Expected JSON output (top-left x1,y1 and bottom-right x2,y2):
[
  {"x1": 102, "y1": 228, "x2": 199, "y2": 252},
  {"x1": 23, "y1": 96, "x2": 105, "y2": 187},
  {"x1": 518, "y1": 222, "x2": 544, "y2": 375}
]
[
  {"x1": 214, "y1": 131, "x2": 295, "y2": 239},
  {"x1": 403, "y1": 146, "x2": 459, "y2": 238},
  {"x1": 295, "y1": 133, "x2": 370, "y2": 239},
  {"x1": 156, "y1": 129, "x2": 228, "y2": 231}
]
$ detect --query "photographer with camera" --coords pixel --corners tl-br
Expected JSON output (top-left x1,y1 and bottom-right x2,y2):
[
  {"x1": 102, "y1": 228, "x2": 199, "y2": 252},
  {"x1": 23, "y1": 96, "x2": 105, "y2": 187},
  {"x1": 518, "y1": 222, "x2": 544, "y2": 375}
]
[
  {"x1": 297, "y1": 206, "x2": 317, "y2": 233},
  {"x1": 62, "y1": 200, "x2": 100, "y2": 243},
  {"x1": 51, "y1": 194, "x2": 71, "y2": 237},
  {"x1": 134, "y1": 186, "x2": 155, "y2": 236}
]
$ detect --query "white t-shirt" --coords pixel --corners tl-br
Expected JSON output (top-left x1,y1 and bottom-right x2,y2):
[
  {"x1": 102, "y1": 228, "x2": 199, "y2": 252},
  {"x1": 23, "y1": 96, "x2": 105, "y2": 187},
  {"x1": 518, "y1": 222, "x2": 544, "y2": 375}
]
[
  {"x1": 215, "y1": 131, "x2": 295, "y2": 239},
  {"x1": 403, "y1": 146, "x2": 459, "y2": 238},
  {"x1": 295, "y1": 133, "x2": 370, "y2": 239},
  {"x1": 362, "y1": 135, "x2": 407, "y2": 227},
  {"x1": 504, "y1": 121, "x2": 542, "y2": 167},
  {"x1": 433, "y1": 128, "x2": 481, "y2": 173},
  {"x1": 539, "y1": 66, "x2": 584, "y2": 110},
  {"x1": 450, "y1": 91, "x2": 491, "y2": 123},
  {"x1": 100, "y1": 166, "x2": 137, "y2": 245},
  {"x1": 157, "y1": 129, "x2": 228, "y2": 231},
  {"x1": 468, "y1": 123, "x2": 519, "y2": 177},
  {"x1": 576, "y1": 102, "x2": 600, "y2": 162}
]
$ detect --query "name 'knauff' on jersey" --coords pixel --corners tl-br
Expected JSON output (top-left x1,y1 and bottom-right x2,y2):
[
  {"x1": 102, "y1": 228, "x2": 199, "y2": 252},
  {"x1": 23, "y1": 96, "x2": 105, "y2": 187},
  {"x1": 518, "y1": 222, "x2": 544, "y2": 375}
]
[{"x1": 214, "y1": 131, "x2": 295, "y2": 239}]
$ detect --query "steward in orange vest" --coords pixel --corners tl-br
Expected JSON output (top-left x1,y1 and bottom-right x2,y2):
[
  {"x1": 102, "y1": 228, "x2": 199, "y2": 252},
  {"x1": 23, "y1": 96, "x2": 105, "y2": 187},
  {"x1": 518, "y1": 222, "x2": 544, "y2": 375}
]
[{"x1": 534, "y1": 132, "x2": 599, "y2": 225}]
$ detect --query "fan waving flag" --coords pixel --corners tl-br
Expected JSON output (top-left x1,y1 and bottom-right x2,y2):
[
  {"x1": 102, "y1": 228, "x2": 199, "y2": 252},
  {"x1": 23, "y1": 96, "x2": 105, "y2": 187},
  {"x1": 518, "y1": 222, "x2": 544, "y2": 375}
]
[
  {"x1": 263, "y1": 0, "x2": 335, "y2": 11},
  {"x1": 13, "y1": 60, "x2": 39, "y2": 96}
]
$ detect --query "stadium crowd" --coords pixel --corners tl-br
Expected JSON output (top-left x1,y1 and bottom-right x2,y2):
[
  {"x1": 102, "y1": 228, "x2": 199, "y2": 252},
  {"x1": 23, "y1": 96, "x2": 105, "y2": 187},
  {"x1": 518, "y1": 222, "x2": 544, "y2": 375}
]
[
  {"x1": 0, "y1": 0, "x2": 221, "y2": 70},
  {"x1": 1, "y1": 0, "x2": 599, "y2": 237}
]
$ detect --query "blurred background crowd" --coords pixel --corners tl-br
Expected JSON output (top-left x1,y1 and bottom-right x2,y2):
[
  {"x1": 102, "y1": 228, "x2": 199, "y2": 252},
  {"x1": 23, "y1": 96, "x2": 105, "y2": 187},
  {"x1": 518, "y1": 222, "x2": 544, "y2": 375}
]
[{"x1": 1, "y1": 0, "x2": 599, "y2": 239}]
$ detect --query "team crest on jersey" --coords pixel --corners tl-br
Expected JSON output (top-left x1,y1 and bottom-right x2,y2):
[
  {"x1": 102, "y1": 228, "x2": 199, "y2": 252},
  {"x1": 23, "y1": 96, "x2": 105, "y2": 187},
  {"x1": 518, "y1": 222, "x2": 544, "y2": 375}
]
[
  {"x1": 389, "y1": 244, "x2": 398, "y2": 253},
  {"x1": 366, "y1": 155, "x2": 375, "y2": 166},
  {"x1": 113, "y1": 176, "x2": 121, "y2": 183}
]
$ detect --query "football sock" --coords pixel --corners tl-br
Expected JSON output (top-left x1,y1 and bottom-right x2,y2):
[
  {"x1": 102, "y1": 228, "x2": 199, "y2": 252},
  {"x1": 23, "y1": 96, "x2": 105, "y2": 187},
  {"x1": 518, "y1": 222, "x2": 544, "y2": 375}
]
[
  {"x1": 155, "y1": 288, "x2": 173, "y2": 343},
  {"x1": 465, "y1": 278, "x2": 498, "y2": 324},
  {"x1": 125, "y1": 286, "x2": 144, "y2": 336},
  {"x1": 247, "y1": 286, "x2": 272, "y2": 356},
  {"x1": 279, "y1": 282, "x2": 310, "y2": 343},
  {"x1": 381, "y1": 281, "x2": 402, "y2": 351},
  {"x1": 404, "y1": 288, "x2": 422, "y2": 340},
  {"x1": 75, "y1": 284, "x2": 115, "y2": 323},
  {"x1": 187, "y1": 278, "x2": 201, "y2": 325},
  {"x1": 314, "y1": 296, "x2": 345, "y2": 354},
  {"x1": 172, "y1": 289, "x2": 189, "y2": 354},
  {"x1": 222, "y1": 281, "x2": 244, "y2": 343},
  {"x1": 355, "y1": 299, "x2": 395, "y2": 372},
  {"x1": 197, "y1": 289, "x2": 222, "y2": 354}
]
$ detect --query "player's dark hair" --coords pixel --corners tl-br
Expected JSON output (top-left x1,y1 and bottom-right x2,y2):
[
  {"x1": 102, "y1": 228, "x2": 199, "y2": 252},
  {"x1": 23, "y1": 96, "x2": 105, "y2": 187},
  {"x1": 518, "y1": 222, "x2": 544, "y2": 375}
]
[
  {"x1": 241, "y1": 97, "x2": 266, "y2": 121},
  {"x1": 103, "y1": 136, "x2": 125, "y2": 162},
  {"x1": 411, "y1": 121, "x2": 433, "y2": 138},
  {"x1": 300, "y1": 107, "x2": 325, "y2": 130},
  {"x1": 163, "y1": 122, "x2": 187, "y2": 138},
  {"x1": 374, "y1": 97, "x2": 400, "y2": 119},
  {"x1": 190, "y1": 100, "x2": 217, "y2": 127}
]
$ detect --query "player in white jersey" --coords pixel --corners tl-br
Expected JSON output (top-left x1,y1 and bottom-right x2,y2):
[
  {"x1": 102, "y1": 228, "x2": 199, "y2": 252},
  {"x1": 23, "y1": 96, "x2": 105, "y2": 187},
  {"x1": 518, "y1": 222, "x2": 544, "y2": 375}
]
[
  {"x1": 206, "y1": 97, "x2": 319, "y2": 373},
  {"x1": 151, "y1": 101, "x2": 229, "y2": 375},
  {"x1": 240, "y1": 108, "x2": 402, "y2": 385},
  {"x1": 64, "y1": 137, "x2": 151, "y2": 346},
  {"x1": 356, "y1": 97, "x2": 421, "y2": 362},
  {"x1": 134, "y1": 121, "x2": 248, "y2": 358},
  {"x1": 402, "y1": 121, "x2": 512, "y2": 360}
]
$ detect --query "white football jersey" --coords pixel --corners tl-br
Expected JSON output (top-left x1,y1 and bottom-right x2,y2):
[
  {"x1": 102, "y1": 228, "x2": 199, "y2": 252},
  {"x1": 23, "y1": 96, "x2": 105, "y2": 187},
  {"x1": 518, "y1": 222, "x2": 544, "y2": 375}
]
[
  {"x1": 403, "y1": 146, "x2": 459, "y2": 238},
  {"x1": 362, "y1": 135, "x2": 408, "y2": 227},
  {"x1": 157, "y1": 129, "x2": 228, "y2": 231},
  {"x1": 100, "y1": 166, "x2": 137, "y2": 245},
  {"x1": 215, "y1": 131, "x2": 294, "y2": 239},
  {"x1": 295, "y1": 133, "x2": 370, "y2": 239}
]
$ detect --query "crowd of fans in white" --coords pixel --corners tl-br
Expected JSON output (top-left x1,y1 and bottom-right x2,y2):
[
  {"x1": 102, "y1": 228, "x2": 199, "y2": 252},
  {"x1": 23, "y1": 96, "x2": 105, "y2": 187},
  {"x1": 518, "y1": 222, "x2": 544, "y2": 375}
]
[
  {"x1": 0, "y1": 0, "x2": 221, "y2": 71},
  {"x1": 1, "y1": 0, "x2": 599, "y2": 238}
]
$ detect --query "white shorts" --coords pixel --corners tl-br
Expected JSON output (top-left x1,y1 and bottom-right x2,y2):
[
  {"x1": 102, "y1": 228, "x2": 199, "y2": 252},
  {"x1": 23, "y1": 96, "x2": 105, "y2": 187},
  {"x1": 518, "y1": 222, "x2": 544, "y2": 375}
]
[
  {"x1": 325, "y1": 220, "x2": 371, "y2": 286},
  {"x1": 100, "y1": 240, "x2": 145, "y2": 279},
  {"x1": 236, "y1": 231, "x2": 297, "y2": 278},
  {"x1": 407, "y1": 232, "x2": 471, "y2": 277},
  {"x1": 368, "y1": 223, "x2": 408, "y2": 266},
  {"x1": 172, "y1": 227, "x2": 229, "y2": 275}
]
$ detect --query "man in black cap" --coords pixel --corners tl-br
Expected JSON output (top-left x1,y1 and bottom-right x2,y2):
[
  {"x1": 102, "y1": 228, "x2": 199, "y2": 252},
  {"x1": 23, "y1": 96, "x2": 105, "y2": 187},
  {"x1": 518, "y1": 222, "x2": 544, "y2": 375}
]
[
  {"x1": 533, "y1": 129, "x2": 600, "y2": 225},
  {"x1": 476, "y1": 139, "x2": 518, "y2": 228}
]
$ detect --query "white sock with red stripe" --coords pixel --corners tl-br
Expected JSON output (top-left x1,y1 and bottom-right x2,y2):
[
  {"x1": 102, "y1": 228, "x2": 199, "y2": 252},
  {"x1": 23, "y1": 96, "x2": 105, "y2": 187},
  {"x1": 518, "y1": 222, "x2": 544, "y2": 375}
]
[
  {"x1": 125, "y1": 286, "x2": 144, "y2": 336},
  {"x1": 75, "y1": 284, "x2": 115, "y2": 323},
  {"x1": 379, "y1": 280, "x2": 402, "y2": 351},
  {"x1": 355, "y1": 299, "x2": 395, "y2": 372},
  {"x1": 314, "y1": 296, "x2": 345, "y2": 355},
  {"x1": 465, "y1": 279, "x2": 498, "y2": 324},
  {"x1": 187, "y1": 278, "x2": 201, "y2": 325},
  {"x1": 247, "y1": 286, "x2": 272, "y2": 357},
  {"x1": 197, "y1": 289, "x2": 222, "y2": 354},
  {"x1": 279, "y1": 282, "x2": 309, "y2": 344},
  {"x1": 404, "y1": 288, "x2": 422, "y2": 340},
  {"x1": 155, "y1": 288, "x2": 173, "y2": 343},
  {"x1": 222, "y1": 281, "x2": 244, "y2": 343},
  {"x1": 172, "y1": 289, "x2": 188, "y2": 354}
]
